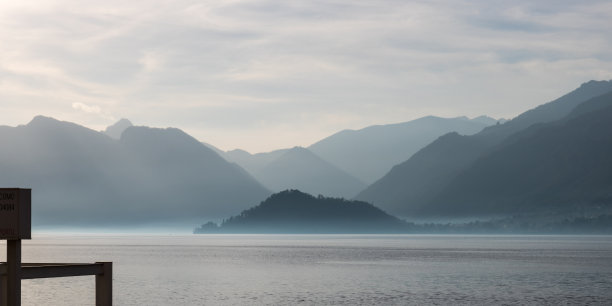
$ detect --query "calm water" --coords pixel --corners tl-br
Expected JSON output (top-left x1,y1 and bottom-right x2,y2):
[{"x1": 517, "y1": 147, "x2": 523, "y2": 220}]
[{"x1": 2, "y1": 234, "x2": 612, "y2": 305}]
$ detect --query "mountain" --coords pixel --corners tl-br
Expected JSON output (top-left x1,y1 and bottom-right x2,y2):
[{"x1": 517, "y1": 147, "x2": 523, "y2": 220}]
[
  {"x1": 420, "y1": 91, "x2": 612, "y2": 217},
  {"x1": 0, "y1": 116, "x2": 270, "y2": 227},
  {"x1": 219, "y1": 116, "x2": 497, "y2": 196},
  {"x1": 471, "y1": 115, "x2": 501, "y2": 126},
  {"x1": 254, "y1": 147, "x2": 366, "y2": 198},
  {"x1": 201, "y1": 141, "x2": 227, "y2": 157},
  {"x1": 103, "y1": 118, "x2": 133, "y2": 139},
  {"x1": 357, "y1": 80, "x2": 612, "y2": 218},
  {"x1": 223, "y1": 148, "x2": 289, "y2": 175},
  {"x1": 194, "y1": 190, "x2": 408, "y2": 233},
  {"x1": 308, "y1": 116, "x2": 496, "y2": 183}
]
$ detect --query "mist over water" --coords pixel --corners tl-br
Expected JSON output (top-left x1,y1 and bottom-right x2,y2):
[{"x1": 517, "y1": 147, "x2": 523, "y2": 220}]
[{"x1": 4, "y1": 234, "x2": 612, "y2": 305}]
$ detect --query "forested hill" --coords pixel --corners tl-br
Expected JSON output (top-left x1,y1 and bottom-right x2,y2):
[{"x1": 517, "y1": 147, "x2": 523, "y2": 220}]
[
  {"x1": 194, "y1": 189, "x2": 612, "y2": 234},
  {"x1": 194, "y1": 190, "x2": 409, "y2": 233}
]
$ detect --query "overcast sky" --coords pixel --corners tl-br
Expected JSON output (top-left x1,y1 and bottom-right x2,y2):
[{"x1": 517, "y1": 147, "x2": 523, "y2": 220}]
[{"x1": 1, "y1": 0, "x2": 611, "y2": 152}]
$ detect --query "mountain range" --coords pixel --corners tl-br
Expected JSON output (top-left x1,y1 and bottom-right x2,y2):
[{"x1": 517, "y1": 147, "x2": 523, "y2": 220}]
[
  {"x1": 219, "y1": 115, "x2": 497, "y2": 197},
  {"x1": 420, "y1": 90, "x2": 612, "y2": 217},
  {"x1": 1, "y1": 79, "x2": 611, "y2": 229},
  {"x1": 309, "y1": 115, "x2": 497, "y2": 183},
  {"x1": 357, "y1": 80, "x2": 612, "y2": 219},
  {"x1": 253, "y1": 147, "x2": 366, "y2": 198},
  {"x1": 222, "y1": 148, "x2": 289, "y2": 175},
  {"x1": 0, "y1": 116, "x2": 270, "y2": 227}
]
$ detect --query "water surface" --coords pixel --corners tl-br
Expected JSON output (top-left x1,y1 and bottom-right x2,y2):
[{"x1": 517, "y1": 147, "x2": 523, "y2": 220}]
[{"x1": 2, "y1": 234, "x2": 611, "y2": 305}]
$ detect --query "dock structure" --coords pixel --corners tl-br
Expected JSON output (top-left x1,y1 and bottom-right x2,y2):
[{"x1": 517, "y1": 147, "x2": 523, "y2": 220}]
[{"x1": 0, "y1": 188, "x2": 112, "y2": 306}]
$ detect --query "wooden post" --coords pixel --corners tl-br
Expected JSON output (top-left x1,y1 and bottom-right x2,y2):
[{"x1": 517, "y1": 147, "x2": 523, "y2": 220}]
[
  {"x1": 7, "y1": 240, "x2": 21, "y2": 306},
  {"x1": 1, "y1": 264, "x2": 7, "y2": 306},
  {"x1": 95, "y1": 262, "x2": 112, "y2": 306}
]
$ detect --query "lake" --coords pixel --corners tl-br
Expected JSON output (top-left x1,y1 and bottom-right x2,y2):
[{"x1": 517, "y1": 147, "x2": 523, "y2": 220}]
[{"x1": 2, "y1": 234, "x2": 612, "y2": 305}]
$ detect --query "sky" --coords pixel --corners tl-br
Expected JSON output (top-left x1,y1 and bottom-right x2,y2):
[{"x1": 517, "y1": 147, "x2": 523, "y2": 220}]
[{"x1": 1, "y1": 0, "x2": 612, "y2": 153}]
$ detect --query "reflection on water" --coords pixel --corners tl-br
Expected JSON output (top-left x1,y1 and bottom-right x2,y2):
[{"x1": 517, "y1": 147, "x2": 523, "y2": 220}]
[{"x1": 1, "y1": 235, "x2": 612, "y2": 305}]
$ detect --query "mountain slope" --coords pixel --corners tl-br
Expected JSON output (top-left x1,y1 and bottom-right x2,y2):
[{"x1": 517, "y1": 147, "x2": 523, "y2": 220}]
[
  {"x1": 254, "y1": 147, "x2": 366, "y2": 198},
  {"x1": 309, "y1": 116, "x2": 495, "y2": 183},
  {"x1": 222, "y1": 148, "x2": 289, "y2": 175},
  {"x1": 0, "y1": 116, "x2": 270, "y2": 226},
  {"x1": 103, "y1": 118, "x2": 133, "y2": 139},
  {"x1": 421, "y1": 91, "x2": 612, "y2": 217},
  {"x1": 120, "y1": 126, "x2": 271, "y2": 219},
  {"x1": 357, "y1": 80, "x2": 612, "y2": 218}
]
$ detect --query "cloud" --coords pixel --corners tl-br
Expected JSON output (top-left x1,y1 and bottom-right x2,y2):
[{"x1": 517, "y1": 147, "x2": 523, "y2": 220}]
[
  {"x1": 72, "y1": 102, "x2": 102, "y2": 114},
  {"x1": 0, "y1": 0, "x2": 611, "y2": 151},
  {"x1": 138, "y1": 51, "x2": 163, "y2": 73}
]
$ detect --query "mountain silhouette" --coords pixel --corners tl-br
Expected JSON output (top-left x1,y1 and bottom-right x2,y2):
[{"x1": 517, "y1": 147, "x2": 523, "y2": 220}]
[
  {"x1": 308, "y1": 116, "x2": 496, "y2": 183},
  {"x1": 223, "y1": 148, "x2": 289, "y2": 175},
  {"x1": 421, "y1": 90, "x2": 612, "y2": 217},
  {"x1": 357, "y1": 80, "x2": 612, "y2": 218},
  {"x1": 253, "y1": 147, "x2": 366, "y2": 198},
  {"x1": 219, "y1": 116, "x2": 496, "y2": 196},
  {"x1": 0, "y1": 116, "x2": 270, "y2": 226},
  {"x1": 201, "y1": 141, "x2": 229, "y2": 157},
  {"x1": 194, "y1": 190, "x2": 408, "y2": 233},
  {"x1": 103, "y1": 118, "x2": 133, "y2": 139}
]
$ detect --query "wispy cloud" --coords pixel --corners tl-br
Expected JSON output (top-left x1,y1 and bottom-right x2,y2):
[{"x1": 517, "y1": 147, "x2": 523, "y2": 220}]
[
  {"x1": 72, "y1": 102, "x2": 101, "y2": 114},
  {"x1": 1, "y1": 0, "x2": 611, "y2": 151}
]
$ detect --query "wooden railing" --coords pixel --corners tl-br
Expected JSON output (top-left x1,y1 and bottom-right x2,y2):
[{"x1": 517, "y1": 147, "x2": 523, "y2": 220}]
[
  {"x1": 0, "y1": 262, "x2": 112, "y2": 306},
  {"x1": 0, "y1": 240, "x2": 112, "y2": 306}
]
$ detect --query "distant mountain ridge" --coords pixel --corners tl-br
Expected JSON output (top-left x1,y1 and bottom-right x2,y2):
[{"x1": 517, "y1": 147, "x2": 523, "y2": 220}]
[
  {"x1": 218, "y1": 116, "x2": 498, "y2": 197},
  {"x1": 254, "y1": 147, "x2": 366, "y2": 198},
  {"x1": 0, "y1": 116, "x2": 271, "y2": 226},
  {"x1": 223, "y1": 148, "x2": 289, "y2": 175},
  {"x1": 3, "y1": 80, "x2": 610, "y2": 229},
  {"x1": 357, "y1": 80, "x2": 612, "y2": 219},
  {"x1": 421, "y1": 90, "x2": 612, "y2": 217},
  {"x1": 103, "y1": 118, "x2": 133, "y2": 139},
  {"x1": 308, "y1": 116, "x2": 497, "y2": 183}
]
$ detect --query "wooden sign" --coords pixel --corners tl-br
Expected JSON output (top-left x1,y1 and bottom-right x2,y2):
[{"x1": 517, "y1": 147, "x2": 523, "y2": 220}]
[{"x1": 0, "y1": 188, "x2": 31, "y2": 240}]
